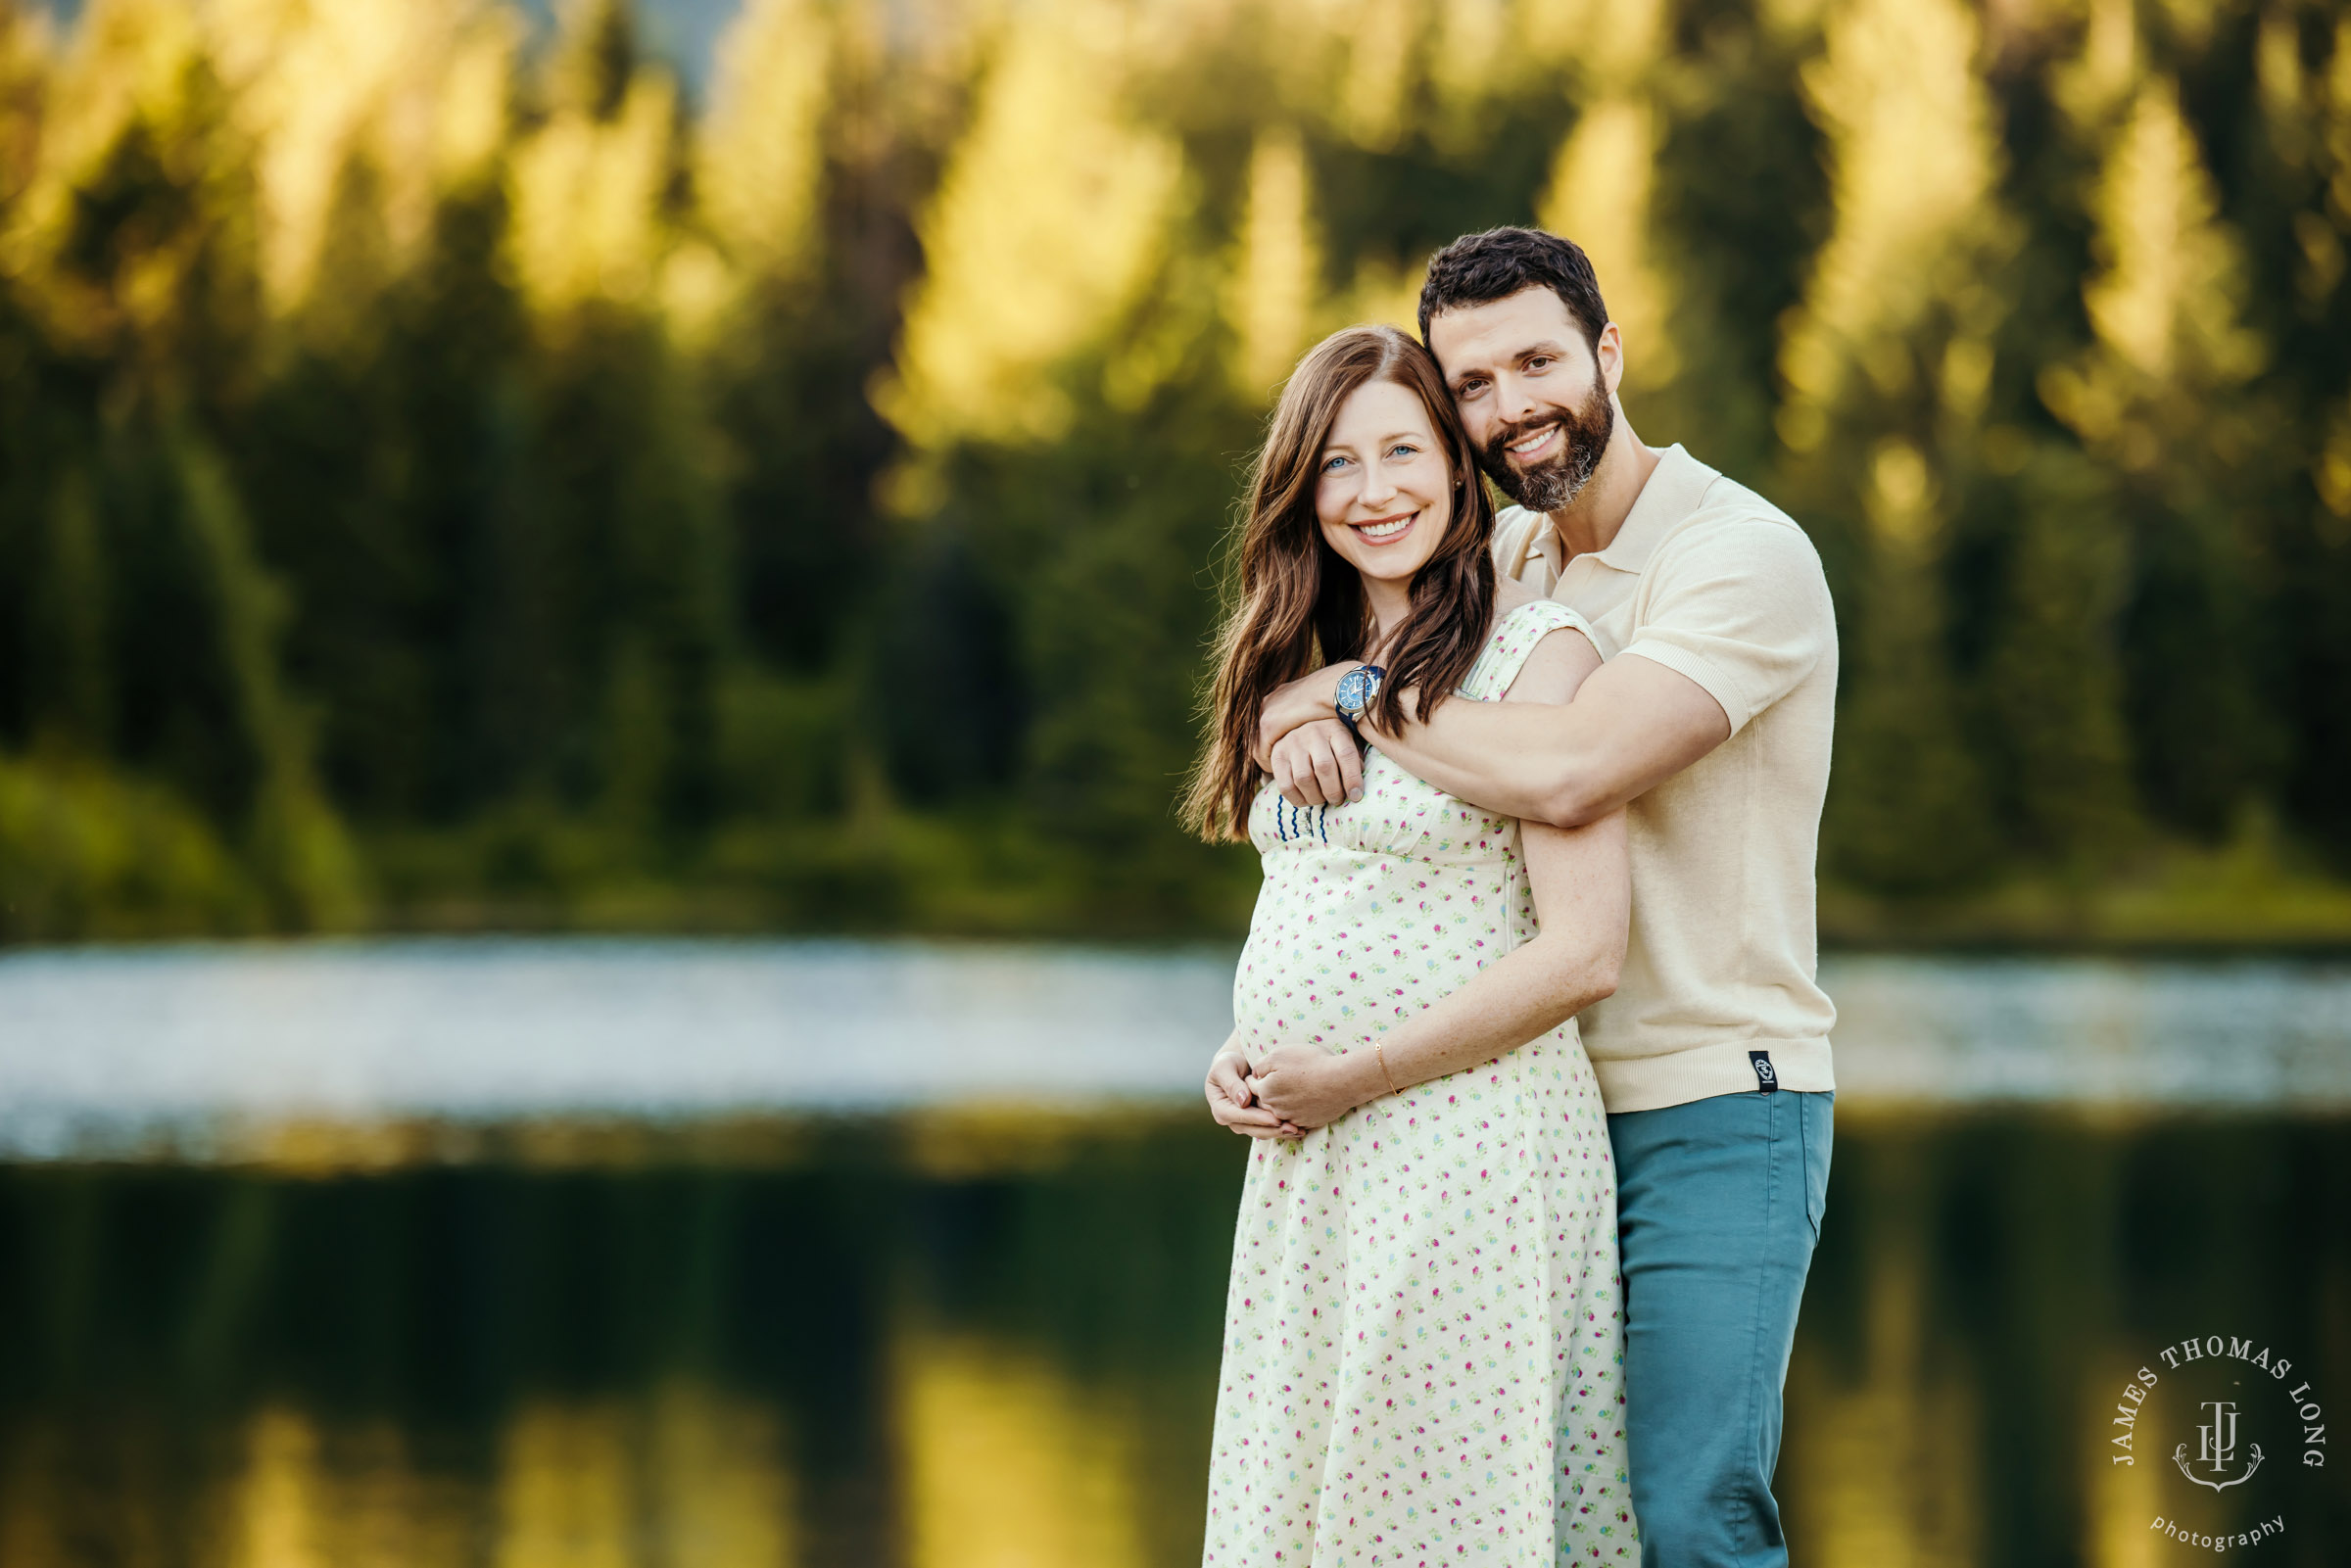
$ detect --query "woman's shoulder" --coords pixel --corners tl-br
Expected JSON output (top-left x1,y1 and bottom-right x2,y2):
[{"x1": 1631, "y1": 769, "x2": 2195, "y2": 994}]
[
  {"x1": 1487, "y1": 589, "x2": 1587, "y2": 644},
  {"x1": 1463, "y1": 594, "x2": 1593, "y2": 700}
]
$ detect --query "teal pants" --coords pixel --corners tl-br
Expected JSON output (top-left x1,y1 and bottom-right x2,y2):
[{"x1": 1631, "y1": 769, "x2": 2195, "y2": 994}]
[{"x1": 1607, "y1": 1089, "x2": 1833, "y2": 1568}]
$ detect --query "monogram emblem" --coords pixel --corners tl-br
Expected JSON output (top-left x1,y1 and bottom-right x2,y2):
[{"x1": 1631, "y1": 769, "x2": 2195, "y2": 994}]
[{"x1": 2173, "y1": 1400, "x2": 2264, "y2": 1492}]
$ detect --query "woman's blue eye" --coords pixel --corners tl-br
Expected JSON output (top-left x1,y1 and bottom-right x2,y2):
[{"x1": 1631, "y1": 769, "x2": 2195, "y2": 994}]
[
  {"x1": 1389, "y1": 444, "x2": 1418, "y2": 459},
  {"x1": 1322, "y1": 454, "x2": 1351, "y2": 473}
]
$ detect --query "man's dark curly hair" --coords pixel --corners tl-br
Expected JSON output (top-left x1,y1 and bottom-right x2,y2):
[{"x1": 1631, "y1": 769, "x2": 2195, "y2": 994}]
[{"x1": 1416, "y1": 227, "x2": 1609, "y2": 353}]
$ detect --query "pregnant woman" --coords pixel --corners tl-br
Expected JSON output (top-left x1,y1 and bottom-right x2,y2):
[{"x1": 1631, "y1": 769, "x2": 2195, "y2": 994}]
[{"x1": 1187, "y1": 324, "x2": 1638, "y2": 1565}]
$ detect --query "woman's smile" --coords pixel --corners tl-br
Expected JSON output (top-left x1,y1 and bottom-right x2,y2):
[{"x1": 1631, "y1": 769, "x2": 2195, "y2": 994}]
[{"x1": 1352, "y1": 510, "x2": 1418, "y2": 545}]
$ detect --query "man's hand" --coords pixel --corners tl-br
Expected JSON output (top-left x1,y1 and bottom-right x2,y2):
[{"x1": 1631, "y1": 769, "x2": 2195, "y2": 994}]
[
  {"x1": 1253, "y1": 663, "x2": 1352, "y2": 770},
  {"x1": 1245, "y1": 1044, "x2": 1377, "y2": 1131},
  {"x1": 1207, "y1": 1049, "x2": 1302, "y2": 1139},
  {"x1": 1270, "y1": 719, "x2": 1362, "y2": 809}
]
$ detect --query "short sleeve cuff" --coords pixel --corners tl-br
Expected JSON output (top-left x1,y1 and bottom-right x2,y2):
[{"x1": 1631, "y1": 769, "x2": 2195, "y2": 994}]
[
  {"x1": 1618, "y1": 639, "x2": 1758, "y2": 736},
  {"x1": 1546, "y1": 603, "x2": 1601, "y2": 651}
]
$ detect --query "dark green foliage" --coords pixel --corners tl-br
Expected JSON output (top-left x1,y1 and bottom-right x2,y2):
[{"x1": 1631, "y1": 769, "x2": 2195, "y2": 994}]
[
  {"x1": 1651, "y1": 11, "x2": 1832, "y2": 479},
  {"x1": 2, "y1": 0, "x2": 2350, "y2": 941},
  {"x1": 904, "y1": 357, "x2": 1264, "y2": 928}
]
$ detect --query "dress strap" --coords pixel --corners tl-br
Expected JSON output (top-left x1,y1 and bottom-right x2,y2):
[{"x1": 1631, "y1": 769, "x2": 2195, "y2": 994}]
[{"x1": 1458, "y1": 599, "x2": 1594, "y2": 702}]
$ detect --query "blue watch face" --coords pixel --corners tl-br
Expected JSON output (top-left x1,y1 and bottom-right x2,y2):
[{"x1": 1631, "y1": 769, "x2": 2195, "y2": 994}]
[{"x1": 1337, "y1": 665, "x2": 1380, "y2": 718}]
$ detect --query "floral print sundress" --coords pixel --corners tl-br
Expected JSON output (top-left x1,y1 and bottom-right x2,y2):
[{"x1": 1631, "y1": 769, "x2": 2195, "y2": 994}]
[{"x1": 1204, "y1": 598, "x2": 1638, "y2": 1566}]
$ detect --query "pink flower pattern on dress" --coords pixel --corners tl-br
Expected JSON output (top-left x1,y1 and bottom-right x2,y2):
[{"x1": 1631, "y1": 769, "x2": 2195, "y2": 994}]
[{"x1": 1205, "y1": 600, "x2": 1637, "y2": 1566}]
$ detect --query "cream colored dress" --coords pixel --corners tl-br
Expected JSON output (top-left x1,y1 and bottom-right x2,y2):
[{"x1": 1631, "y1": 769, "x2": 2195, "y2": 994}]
[{"x1": 1204, "y1": 599, "x2": 1638, "y2": 1566}]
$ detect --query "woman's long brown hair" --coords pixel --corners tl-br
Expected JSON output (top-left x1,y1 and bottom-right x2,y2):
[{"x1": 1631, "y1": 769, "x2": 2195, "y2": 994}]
[{"x1": 1182, "y1": 324, "x2": 1497, "y2": 841}]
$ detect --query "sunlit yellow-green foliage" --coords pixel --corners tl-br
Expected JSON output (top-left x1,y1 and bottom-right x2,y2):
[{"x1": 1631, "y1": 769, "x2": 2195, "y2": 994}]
[
  {"x1": 1534, "y1": 0, "x2": 1671, "y2": 391},
  {"x1": 1775, "y1": 0, "x2": 2017, "y2": 888},
  {"x1": 2048, "y1": 80, "x2": 2266, "y2": 461},
  {"x1": 881, "y1": 0, "x2": 1184, "y2": 451},
  {"x1": 1543, "y1": 97, "x2": 1674, "y2": 387},
  {"x1": 1779, "y1": 0, "x2": 2008, "y2": 458},
  {"x1": 1, "y1": 0, "x2": 2349, "y2": 942},
  {"x1": 699, "y1": 0, "x2": 830, "y2": 285},
  {"x1": 214, "y1": 0, "x2": 503, "y2": 317},
  {"x1": 1224, "y1": 125, "x2": 1317, "y2": 399}
]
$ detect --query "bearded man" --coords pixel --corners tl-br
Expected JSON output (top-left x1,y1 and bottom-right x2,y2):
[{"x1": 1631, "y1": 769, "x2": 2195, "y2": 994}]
[{"x1": 1252, "y1": 226, "x2": 1839, "y2": 1568}]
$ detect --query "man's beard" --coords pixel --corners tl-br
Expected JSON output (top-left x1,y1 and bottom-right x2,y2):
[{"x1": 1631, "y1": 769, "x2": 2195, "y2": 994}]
[{"x1": 1476, "y1": 382, "x2": 1614, "y2": 513}]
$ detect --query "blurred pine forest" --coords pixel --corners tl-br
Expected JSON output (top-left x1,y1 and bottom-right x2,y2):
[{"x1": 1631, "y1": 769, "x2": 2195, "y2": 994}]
[{"x1": 3, "y1": 0, "x2": 2349, "y2": 945}]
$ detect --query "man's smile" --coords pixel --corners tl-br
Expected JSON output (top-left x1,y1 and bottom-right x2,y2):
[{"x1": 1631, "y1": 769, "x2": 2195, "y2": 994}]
[{"x1": 1505, "y1": 422, "x2": 1562, "y2": 463}]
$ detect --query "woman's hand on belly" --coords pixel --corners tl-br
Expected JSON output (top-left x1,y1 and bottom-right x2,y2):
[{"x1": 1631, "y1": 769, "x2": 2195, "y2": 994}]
[
  {"x1": 1246, "y1": 1045, "x2": 1385, "y2": 1131},
  {"x1": 1208, "y1": 1047, "x2": 1304, "y2": 1139}
]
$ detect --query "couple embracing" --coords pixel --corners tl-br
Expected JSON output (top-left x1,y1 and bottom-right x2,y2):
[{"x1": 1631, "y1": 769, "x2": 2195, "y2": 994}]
[{"x1": 1188, "y1": 227, "x2": 1838, "y2": 1567}]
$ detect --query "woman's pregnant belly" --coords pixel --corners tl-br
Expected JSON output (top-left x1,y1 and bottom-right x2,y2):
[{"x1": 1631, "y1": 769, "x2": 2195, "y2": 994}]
[{"x1": 1230, "y1": 851, "x2": 1515, "y2": 1059}]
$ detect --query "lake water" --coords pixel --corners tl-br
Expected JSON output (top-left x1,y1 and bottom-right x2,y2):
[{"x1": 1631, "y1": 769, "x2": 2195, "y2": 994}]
[
  {"x1": 4, "y1": 938, "x2": 2348, "y2": 1155},
  {"x1": 1, "y1": 939, "x2": 2345, "y2": 1566}
]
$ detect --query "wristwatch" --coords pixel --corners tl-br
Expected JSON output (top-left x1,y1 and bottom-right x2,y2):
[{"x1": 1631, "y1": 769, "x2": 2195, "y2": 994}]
[{"x1": 1334, "y1": 663, "x2": 1385, "y2": 736}]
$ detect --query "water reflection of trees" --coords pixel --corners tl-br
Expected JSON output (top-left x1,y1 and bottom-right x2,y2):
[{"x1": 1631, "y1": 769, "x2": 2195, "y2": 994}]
[
  {"x1": 0, "y1": 1111, "x2": 2342, "y2": 1565},
  {"x1": 1782, "y1": 1111, "x2": 2351, "y2": 1568}
]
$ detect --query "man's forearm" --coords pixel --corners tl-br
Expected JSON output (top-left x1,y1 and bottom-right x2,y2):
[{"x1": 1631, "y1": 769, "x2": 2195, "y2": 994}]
[
  {"x1": 1367, "y1": 653, "x2": 1732, "y2": 825},
  {"x1": 1256, "y1": 661, "x2": 1605, "y2": 824},
  {"x1": 1364, "y1": 698, "x2": 1609, "y2": 827},
  {"x1": 1261, "y1": 648, "x2": 1732, "y2": 823}
]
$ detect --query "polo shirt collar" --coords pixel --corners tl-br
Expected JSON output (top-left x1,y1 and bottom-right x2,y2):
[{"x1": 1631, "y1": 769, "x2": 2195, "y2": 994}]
[
  {"x1": 1509, "y1": 445, "x2": 1719, "y2": 584},
  {"x1": 1590, "y1": 444, "x2": 1716, "y2": 573}
]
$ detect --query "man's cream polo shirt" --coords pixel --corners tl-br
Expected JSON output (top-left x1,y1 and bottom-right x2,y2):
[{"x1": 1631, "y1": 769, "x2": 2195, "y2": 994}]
[{"x1": 1494, "y1": 444, "x2": 1838, "y2": 1112}]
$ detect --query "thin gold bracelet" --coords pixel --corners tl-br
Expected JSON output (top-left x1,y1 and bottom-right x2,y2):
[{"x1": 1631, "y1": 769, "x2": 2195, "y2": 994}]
[{"x1": 1373, "y1": 1039, "x2": 1400, "y2": 1096}]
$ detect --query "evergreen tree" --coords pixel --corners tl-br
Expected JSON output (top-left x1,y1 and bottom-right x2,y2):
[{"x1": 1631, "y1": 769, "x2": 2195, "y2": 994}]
[
  {"x1": 1535, "y1": 0, "x2": 1679, "y2": 433},
  {"x1": 505, "y1": 6, "x2": 727, "y2": 838},
  {"x1": 2258, "y1": 13, "x2": 2351, "y2": 861},
  {"x1": 1648, "y1": 6, "x2": 1829, "y2": 482},
  {"x1": 1223, "y1": 124, "x2": 1319, "y2": 402},
  {"x1": 698, "y1": 0, "x2": 895, "y2": 687},
  {"x1": 1777, "y1": 0, "x2": 2012, "y2": 893},
  {"x1": 1541, "y1": 94, "x2": 1678, "y2": 427},
  {"x1": 2040, "y1": 75, "x2": 2281, "y2": 840},
  {"x1": 0, "y1": 0, "x2": 362, "y2": 926},
  {"x1": 1976, "y1": 445, "x2": 2138, "y2": 876},
  {"x1": 872, "y1": 0, "x2": 1227, "y2": 913}
]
